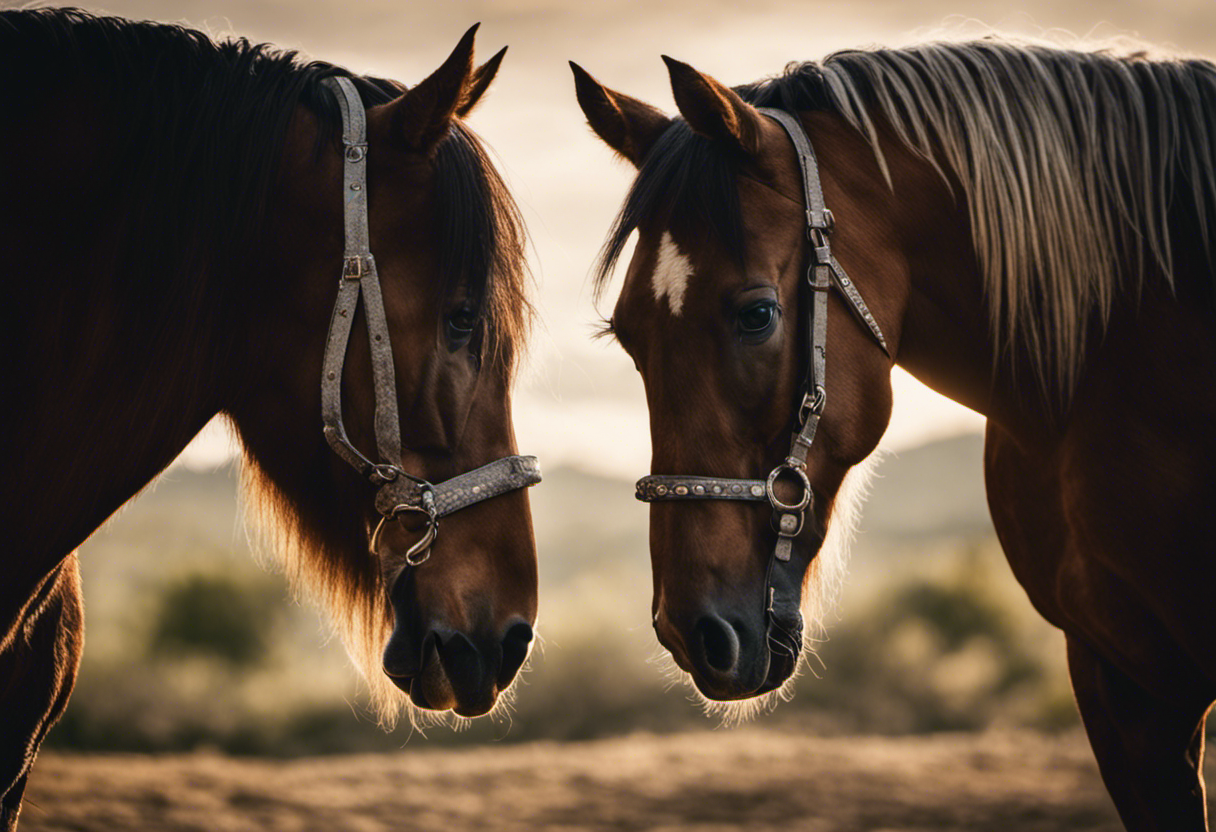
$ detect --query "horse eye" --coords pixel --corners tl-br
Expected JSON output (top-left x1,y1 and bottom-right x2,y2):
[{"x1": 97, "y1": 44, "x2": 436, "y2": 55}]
[
  {"x1": 445, "y1": 306, "x2": 478, "y2": 348},
  {"x1": 736, "y1": 300, "x2": 779, "y2": 341}
]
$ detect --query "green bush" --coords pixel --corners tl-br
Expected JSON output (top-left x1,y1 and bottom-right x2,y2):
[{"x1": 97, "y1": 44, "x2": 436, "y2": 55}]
[{"x1": 147, "y1": 573, "x2": 279, "y2": 667}]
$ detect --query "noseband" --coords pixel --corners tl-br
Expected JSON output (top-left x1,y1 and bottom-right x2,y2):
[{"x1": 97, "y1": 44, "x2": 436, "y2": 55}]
[
  {"x1": 319, "y1": 76, "x2": 541, "y2": 567},
  {"x1": 635, "y1": 108, "x2": 888, "y2": 639}
]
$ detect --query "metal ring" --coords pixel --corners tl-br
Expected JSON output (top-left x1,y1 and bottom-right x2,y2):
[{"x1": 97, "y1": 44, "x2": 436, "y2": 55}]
[
  {"x1": 369, "y1": 504, "x2": 439, "y2": 566},
  {"x1": 766, "y1": 464, "x2": 812, "y2": 513}
]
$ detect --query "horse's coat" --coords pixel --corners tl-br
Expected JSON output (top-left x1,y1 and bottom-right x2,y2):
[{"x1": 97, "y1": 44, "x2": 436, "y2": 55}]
[
  {"x1": 576, "y1": 35, "x2": 1216, "y2": 832},
  {"x1": 2, "y1": 10, "x2": 536, "y2": 830}
]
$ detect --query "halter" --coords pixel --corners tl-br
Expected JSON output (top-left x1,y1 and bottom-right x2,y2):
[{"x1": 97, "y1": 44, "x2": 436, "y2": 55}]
[
  {"x1": 320, "y1": 76, "x2": 541, "y2": 567},
  {"x1": 635, "y1": 107, "x2": 888, "y2": 641}
]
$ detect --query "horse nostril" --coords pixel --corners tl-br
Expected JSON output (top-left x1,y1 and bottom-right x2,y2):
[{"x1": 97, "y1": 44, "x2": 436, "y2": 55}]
[
  {"x1": 695, "y1": 615, "x2": 740, "y2": 674},
  {"x1": 498, "y1": 620, "x2": 534, "y2": 686}
]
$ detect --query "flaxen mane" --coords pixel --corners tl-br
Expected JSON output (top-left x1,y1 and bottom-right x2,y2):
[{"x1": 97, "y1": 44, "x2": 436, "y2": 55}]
[{"x1": 599, "y1": 37, "x2": 1216, "y2": 404}]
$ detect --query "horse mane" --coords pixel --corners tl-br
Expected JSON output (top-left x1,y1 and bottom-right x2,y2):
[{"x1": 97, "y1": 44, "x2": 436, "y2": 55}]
[
  {"x1": 3, "y1": 7, "x2": 528, "y2": 361},
  {"x1": 597, "y1": 36, "x2": 1216, "y2": 404},
  {"x1": 5, "y1": 8, "x2": 530, "y2": 725}
]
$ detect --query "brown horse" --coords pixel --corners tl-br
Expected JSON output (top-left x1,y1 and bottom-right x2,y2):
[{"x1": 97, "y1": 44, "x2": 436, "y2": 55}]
[
  {"x1": 573, "y1": 38, "x2": 1216, "y2": 831},
  {"x1": 2, "y1": 9, "x2": 538, "y2": 830}
]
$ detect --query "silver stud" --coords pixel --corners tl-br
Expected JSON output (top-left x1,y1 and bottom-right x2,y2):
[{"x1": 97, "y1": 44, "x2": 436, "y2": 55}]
[
  {"x1": 656, "y1": 484, "x2": 668, "y2": 496},
  {"x1": 675, "y1": 485, "x2": 688, "y2": 496},
  {"x1": 472, "y1": 485, "x2": 481, "y2": 494},
  {"x1": 750, "y1": 484, "x2": 764, "y2": 497},
  {"x1": 351, "y1": 183, "x2": 361, "y2": 191},
  {"x1": 713, "y1": 485, "x2": 722, "y2": 494},
  {"x1": 731, "y1": 484, "x2": 742, "y2": 494},
  {"x1": 693, "y1": 485, "x2": 705, "y2": 495}
]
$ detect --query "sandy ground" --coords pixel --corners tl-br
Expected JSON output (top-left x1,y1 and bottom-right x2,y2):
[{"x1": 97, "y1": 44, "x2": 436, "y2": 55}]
[{"x1": 21, "y1": 730, "x2": 1216, "y2": 831}]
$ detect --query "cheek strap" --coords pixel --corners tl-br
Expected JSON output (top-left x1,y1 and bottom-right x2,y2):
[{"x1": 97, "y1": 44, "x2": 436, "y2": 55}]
[{"x1": 320, "y1": 76, "x2": 541, "y2": 569}]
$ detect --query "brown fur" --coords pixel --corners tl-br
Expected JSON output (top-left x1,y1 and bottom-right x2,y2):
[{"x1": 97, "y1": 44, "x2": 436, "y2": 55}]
[
  {"x1": 3, "y1": 10, "x2": 535, "y2": 827},
  {"x1": 577, "y1": 41, "x2": 1215, "y2": 830}
]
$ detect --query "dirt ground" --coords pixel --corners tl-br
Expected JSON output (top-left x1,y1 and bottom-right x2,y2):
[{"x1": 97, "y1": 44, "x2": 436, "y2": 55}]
[{"x1": 21, "y1": 730, "x2": 1216, "y2": 831}]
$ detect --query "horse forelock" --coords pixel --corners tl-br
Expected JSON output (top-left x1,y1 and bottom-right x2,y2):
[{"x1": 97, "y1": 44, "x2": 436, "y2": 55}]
[{"x1": 435, "y1": 122, "x2": 533, "y2": 371}]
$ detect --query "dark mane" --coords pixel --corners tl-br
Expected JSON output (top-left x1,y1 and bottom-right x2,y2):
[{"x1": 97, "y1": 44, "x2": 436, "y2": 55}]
[
  {"x1": 2, "y1": 7, "x2": 528, "y2": 361},
  {"x1": 595, "y1": 38, "x2": 1216, "y2": 400}
]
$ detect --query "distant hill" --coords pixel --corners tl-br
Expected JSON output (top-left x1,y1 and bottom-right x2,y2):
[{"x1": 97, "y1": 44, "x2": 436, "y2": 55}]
[{"x1": 863, "y1": 433, "x2": 993, "y2": 540}]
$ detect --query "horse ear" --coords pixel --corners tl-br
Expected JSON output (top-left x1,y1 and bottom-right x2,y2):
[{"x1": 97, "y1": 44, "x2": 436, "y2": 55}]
[
  {"x1": 388, "y1": 23, "x2": 479, "y2": 153},
  {"x1": 570, "y1": 61, "x2": 671, "y2": 167},
  {"x1": 662, "y1": 55, "x2": 763, "y2": 155},
  {"x1": 457, "y1": 45, "x2": 507, "y2": 118}
]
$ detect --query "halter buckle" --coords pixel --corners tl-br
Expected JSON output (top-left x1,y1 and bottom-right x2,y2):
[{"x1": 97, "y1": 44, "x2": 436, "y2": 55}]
[
  {"x1": 799, "y1": 385, "x2": 826, "y2": 421},
  {"x1": 343, "y1": 255, "x2": 371, "y2": 280}
]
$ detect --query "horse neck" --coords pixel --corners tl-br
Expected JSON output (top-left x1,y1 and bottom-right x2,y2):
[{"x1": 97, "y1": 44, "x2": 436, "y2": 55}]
[
  {"x1": 809, "y1": 110, "x2": 1054, "y2": 437},
  {"x1": 8, "y1": 92, "x2": 250, "y2": 562}
]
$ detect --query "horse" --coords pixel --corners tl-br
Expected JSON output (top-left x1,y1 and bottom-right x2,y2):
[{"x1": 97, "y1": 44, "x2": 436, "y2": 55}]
[
  {"x1": 572, "y1": 36, "x2": 1216, "y2": 831},
  {"x1": 1, "y1": 9, "x2": 540, "y2": 829}
]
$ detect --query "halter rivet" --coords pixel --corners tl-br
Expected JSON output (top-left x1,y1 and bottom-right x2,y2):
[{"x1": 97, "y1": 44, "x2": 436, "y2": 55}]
[
  {"x1": 675, "y1": 485, "x2": 688, "y2": 496},
  {"x1": 779, "y1": 513, "x2": 800, "y2": 534},
  {"x1": 750, "y1": 484, "x2": 764, "y2": 497},
  {"x1": 731, "y1": 484, "x2": 742, "y2": 494},
  {"x1": 351, "y1": 183, "x2": 361, "y2": 191},
  {"x1": 713, "y1": 485, "x2": 722, "y2": 494},
  {"x1": 693, "y1": 485, "x2": 705, "y2": 495},
  {"x1": 327, "y1": 371, "x2": 336, "y2": 380},
  {"x1": 656, "y1": 484, "x2": 668, "y2": 496},
  {"x1": 375, "y1": 334, "x2": 382, "y2": 341}
]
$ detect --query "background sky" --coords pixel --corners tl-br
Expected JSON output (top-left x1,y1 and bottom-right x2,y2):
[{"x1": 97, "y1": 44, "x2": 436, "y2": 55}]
[{"x1": 87, "y1": 0, "x2": 1206, "y2": 477}]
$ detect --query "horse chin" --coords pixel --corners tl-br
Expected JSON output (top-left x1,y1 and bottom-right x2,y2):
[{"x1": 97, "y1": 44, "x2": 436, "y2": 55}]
[
  {"x1": 754, "y1": 643, "x2": 799, "y2": 696},
  {"x1": 759, "y1": 618, "x2": 804, "y2": 692},
  {"x1": 688, "y1": 644, "x2": 800, "y2": 702},
  {"x1": 397, "y1": 647, "x2": 501, "y2": 718}
]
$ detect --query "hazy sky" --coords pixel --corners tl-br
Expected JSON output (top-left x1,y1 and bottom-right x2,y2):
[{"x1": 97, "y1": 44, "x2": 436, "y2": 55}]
[{"x1": 64, "y1": 0, "x2": 1216, "y2": 476}]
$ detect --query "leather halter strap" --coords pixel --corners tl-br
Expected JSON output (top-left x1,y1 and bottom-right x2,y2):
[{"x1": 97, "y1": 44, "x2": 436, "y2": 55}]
[
  {"x1": 636, "y1": 107, "x2": 888, "y2": 637},
  {"x1": 319, "y1": 76, "x2": 541, "y2": 566}
]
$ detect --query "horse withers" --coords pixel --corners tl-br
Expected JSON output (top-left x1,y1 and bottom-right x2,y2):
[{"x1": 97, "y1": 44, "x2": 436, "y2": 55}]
[
  {"x1": 1, "y1": 10, "x2": 539, "y2": 829},
  {"x1": 574, "y1": 40, "x2": 1216, "y2": 831}
]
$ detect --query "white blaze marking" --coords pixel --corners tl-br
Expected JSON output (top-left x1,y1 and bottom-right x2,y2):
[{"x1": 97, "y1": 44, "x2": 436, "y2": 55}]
[{"x1": 651, "y1": 231, "x2": 692, "y2": 316}]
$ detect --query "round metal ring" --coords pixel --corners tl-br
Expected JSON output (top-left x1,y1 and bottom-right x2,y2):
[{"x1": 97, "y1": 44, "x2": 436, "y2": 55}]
[{"x1": 766, "y1": 464, "x2": 812, "y2": 513}]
